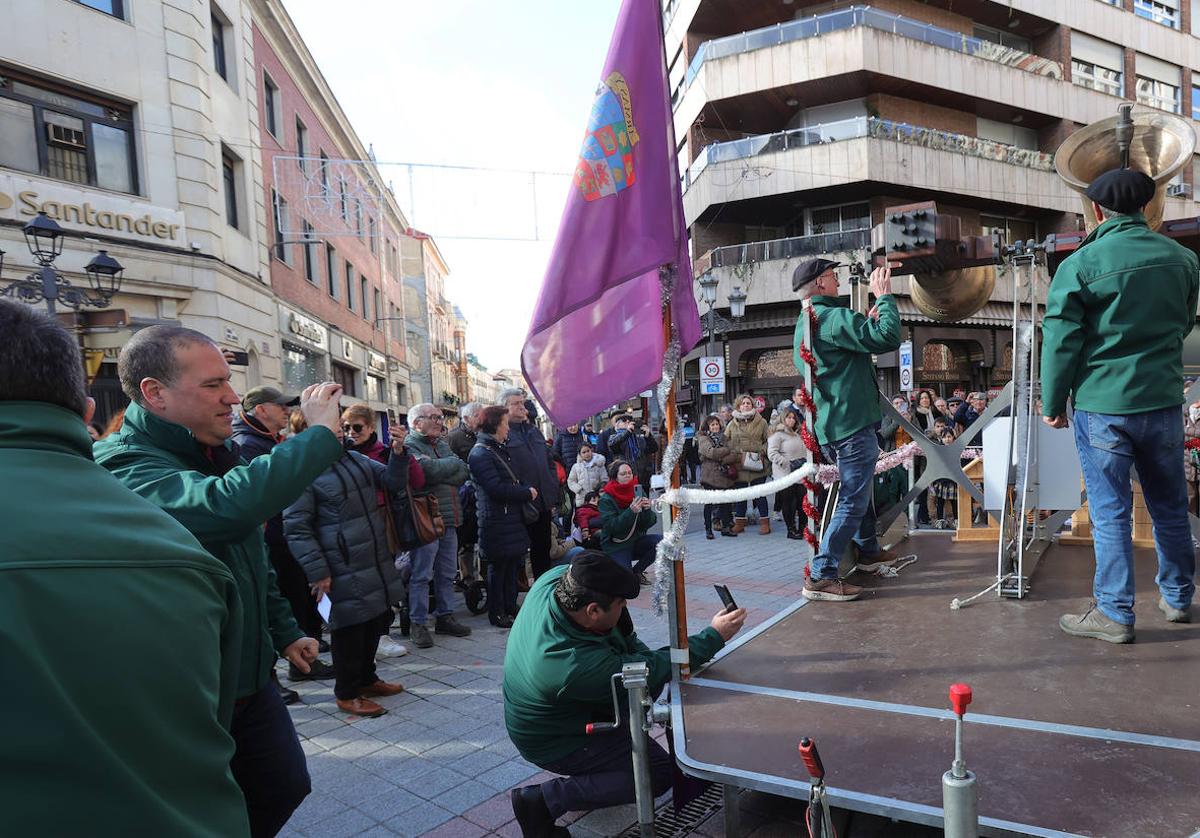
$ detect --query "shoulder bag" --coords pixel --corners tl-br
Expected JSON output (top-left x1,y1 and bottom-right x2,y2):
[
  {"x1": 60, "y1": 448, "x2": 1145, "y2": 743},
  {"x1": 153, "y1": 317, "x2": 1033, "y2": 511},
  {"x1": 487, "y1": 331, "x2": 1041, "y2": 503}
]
[{"x1": 488, "y1": 448, "x2": 541, "y2": 525}]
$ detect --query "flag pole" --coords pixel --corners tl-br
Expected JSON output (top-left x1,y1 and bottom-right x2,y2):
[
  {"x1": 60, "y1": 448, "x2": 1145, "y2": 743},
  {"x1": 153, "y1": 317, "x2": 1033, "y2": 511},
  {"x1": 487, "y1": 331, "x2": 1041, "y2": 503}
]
[{"x1": 661, "y1": 279, "x2": 690, "y2": 682}]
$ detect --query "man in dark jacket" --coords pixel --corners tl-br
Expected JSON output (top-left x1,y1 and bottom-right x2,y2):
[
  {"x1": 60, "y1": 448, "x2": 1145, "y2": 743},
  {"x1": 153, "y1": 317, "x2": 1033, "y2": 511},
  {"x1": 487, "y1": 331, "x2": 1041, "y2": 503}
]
[
  {"x1": 449, "y1": 401, "x2": 482, "y2": 462},
  {"x1": 0, "y1": 301, "x2": 251, "y2": 837},
  {"x1": 233, "y1": 386, "x2": 333, "y2": 691},
  {"x1": 505, "y1": 554, "x2": 746, "y2": 837},
  {"x1": 552, "y1": 423, "x2": 585, "y2": 472},
  {"x1": 952, "y1": 392, "x2": 987, "y2": 445},
  {"x1": 598, "y1": 413, "x2": 659, "y2": 489},
  {"x1": 405, "y1": 402, "x2": 473, "y2": 649},
  {"x1": 1042, "y1": 168, "x2": 1199, "y2": 642},
  {"x1": 503, "y1": 388, "x2": 561, "y2": 578},
  {"x1": 94, "y1": 325, "x2": 345, "y2": 838},
  {"x1": 449, "y1": 401, "x2": 483, "y2": 585}
]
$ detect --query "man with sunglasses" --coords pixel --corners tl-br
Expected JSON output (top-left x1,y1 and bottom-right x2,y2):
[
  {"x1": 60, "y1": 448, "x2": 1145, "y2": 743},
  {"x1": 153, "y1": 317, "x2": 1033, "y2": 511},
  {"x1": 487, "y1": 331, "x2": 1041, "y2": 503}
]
[{"x1": 404, "y1": 403, "x2": 473, "y2": 648}]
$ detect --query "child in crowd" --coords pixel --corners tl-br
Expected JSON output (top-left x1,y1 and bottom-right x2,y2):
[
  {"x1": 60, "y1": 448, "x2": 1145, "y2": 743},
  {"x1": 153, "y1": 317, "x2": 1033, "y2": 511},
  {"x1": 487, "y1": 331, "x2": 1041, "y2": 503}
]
[
  {"x1": 573, "y1": 490, "x2": 602, "y2": 549},
  {"x1": 931, "y1": 427, "x2": 959, "y2": 528}
]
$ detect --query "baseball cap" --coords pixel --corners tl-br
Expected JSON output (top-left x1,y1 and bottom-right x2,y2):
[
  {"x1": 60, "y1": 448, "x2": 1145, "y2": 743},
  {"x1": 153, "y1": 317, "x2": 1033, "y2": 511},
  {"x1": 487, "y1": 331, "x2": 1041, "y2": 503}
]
[{"x1": 242, "y1": 386, "x2": 299, "y2": 412}]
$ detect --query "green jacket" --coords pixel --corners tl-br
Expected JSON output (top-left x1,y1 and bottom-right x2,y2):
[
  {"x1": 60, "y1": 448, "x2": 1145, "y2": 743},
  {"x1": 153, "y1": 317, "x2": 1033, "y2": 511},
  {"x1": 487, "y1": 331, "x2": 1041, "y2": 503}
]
[
  {"x1": 503, "y1": 565, "x2": 724, "y2": 764},
  {"x1": 94, "y1": 401, "x2": 344, "y2": 697},
  {"x1": 405, "y1": 431, "x2": 469, "y2": 527},
  {"x1": 795, "y1": 294, "x2": 901, "y2": 444},
  {"x1": 1042, "y1": 213, "x2": 1199, "y2": 417},
  {"x1": 0, "y1": 402, "x2": 250, "y2": 837},
  {"x1": 597, "y1": 492, "x2": 657, "y2": 555}
]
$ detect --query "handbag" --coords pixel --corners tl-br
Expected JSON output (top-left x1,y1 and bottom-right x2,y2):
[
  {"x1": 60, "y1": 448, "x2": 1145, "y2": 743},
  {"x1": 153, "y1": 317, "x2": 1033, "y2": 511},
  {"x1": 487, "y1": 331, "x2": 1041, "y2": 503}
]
[
  {"x1": 385, "y1": 486, "x2": 444, "y2": 549},
  {"x1": 721, "y1": 463, "x2": 739, "y2": 480},
  {"x1": 742, "y1": 451, "x2": 765, "y2": 472},
  {"x1": 488, "y1": 448, "x2": 541, "y2": 525},
  {"x1": 410, "y1": 493, "x2": 446, "y2": 544}
]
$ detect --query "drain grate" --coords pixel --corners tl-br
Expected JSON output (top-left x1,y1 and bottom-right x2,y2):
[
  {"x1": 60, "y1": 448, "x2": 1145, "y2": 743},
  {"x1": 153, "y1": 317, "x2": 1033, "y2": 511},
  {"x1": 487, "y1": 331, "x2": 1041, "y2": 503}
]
[{"x1": 616, "y1": 783, "x2": 725, "y2": 837}]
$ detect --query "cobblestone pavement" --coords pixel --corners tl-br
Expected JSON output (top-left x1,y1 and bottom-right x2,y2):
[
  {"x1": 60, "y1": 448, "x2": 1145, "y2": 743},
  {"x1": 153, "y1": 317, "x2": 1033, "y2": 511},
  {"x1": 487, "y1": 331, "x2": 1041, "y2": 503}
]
[{"x1": 279, "y1": 518, "x2": 816, "y2": 838}]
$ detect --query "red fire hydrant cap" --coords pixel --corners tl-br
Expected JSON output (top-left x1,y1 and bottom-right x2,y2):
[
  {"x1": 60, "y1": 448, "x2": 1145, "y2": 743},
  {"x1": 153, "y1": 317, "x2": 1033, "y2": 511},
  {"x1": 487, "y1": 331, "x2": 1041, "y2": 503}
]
[{"x1": 949, "y1": 683, "x2": 973, "y2": 716}]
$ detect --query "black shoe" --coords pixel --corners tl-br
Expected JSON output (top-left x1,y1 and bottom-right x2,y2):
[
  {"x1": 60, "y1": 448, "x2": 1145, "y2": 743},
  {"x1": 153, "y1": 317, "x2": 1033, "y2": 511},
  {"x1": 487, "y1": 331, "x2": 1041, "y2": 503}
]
[
  {"x1": 289, "y1": 659, "x2": 334, "y2": 681},
  {"x1": 720, "y1": 529, "x2": 738, "y2": 537},
  {"x1": 489, "y1": 615, "x2": 515, "y2": 628},
  {"x1": 272, "y1": 673, "x2": 300, "y2": 705},
  {"x1": 435, "y1": 615, "x2": 472, "y2": 637},
  {"x1": 786, "y1": 529, "x2": 805, "y2": 540},
  {"x1": 511, "y1": 785, "x2": 556, "y2": 838},
  {"x1": 705, "y1": 529, "x2": 714, "y2": 540}
]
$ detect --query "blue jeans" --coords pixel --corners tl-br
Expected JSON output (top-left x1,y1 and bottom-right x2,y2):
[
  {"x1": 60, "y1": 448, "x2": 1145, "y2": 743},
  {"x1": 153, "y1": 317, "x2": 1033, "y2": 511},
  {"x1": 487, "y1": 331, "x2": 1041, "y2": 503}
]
[
  {"x1": 609, "y1": 533, "x2": 661, "y2": 574},
  {"x1": 1074, "y1": 407, "x2": 1195, "y2": 625},
  {"x1": 811, "y1": 425, "x2": 881, "y2": 580},
  {"x1": 408, "y1": 526, "x2": 458, "y2": 625}
]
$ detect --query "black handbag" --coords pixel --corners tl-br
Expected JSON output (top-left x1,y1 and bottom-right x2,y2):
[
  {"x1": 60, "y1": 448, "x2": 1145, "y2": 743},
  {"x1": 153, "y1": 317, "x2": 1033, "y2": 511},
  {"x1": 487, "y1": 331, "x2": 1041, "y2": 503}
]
[{"x1": 488, "y1": 449, "x2": 541, "y2": 525}]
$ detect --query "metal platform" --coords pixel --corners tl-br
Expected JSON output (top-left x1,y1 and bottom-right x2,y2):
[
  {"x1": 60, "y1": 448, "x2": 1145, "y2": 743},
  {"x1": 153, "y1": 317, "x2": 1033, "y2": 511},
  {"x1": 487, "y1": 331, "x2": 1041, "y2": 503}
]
[{"x1": 669, "y1": 537, "x2": 1200, "y2": 837}]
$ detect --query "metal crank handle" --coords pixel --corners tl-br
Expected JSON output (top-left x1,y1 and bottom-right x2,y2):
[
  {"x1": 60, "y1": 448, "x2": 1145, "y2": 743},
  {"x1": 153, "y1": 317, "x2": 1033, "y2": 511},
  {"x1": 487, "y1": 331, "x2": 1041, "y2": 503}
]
[
  {"x1": 799, "y1": 737, "x2": 825, "y2": 781},
  {"x1": 585, "y1": 673, "x2": 625, "y2": 735}
]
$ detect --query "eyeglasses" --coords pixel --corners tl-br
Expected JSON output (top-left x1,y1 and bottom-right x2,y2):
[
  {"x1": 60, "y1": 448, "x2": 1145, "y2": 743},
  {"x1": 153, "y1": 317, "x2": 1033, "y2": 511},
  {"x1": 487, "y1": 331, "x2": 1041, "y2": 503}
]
[
  {"x1": 342, "y1": 423, "x2": 366, "y2": 433},
  {"x1": 416, "y1": 414, "x2": 444, "y2": 423}
]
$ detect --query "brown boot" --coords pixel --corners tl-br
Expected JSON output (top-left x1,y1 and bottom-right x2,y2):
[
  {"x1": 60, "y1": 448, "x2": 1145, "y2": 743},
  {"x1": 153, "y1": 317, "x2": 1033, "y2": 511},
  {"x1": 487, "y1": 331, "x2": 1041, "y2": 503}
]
[
  {"x1": 336, "y1": 697, "x2": 387, "y2": 717},
  {"x1": 730, "y1": 517, "x2": 747, "y2": 534},
  {"x1": 759, "y1": 517, "x2": 771, "y2": 535}
]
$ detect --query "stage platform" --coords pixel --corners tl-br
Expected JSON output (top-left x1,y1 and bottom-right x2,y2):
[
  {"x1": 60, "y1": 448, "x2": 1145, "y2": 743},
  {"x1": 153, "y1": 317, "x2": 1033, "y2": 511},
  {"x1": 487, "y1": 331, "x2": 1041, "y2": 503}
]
[{"x1": 670, "y1": 536, "x2": 1200, "y2": 837}]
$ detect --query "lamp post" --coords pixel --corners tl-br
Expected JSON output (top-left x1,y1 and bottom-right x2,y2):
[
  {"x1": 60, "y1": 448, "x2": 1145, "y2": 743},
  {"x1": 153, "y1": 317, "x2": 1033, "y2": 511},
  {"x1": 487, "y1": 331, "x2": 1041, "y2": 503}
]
[
  {"x1": 698, "y1": 272, "x2": 747, "y2": 414},
  {"x1": 0, "y1": 212, "x2": 124, "y2": 316}
]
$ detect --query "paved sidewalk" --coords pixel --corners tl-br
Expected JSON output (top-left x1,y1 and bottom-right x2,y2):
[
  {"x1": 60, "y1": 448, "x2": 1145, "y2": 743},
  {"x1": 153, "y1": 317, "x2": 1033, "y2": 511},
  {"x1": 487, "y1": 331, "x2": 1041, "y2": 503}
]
[{"x1": 280, "y1": 521, "x2": 813, "y2": 838}]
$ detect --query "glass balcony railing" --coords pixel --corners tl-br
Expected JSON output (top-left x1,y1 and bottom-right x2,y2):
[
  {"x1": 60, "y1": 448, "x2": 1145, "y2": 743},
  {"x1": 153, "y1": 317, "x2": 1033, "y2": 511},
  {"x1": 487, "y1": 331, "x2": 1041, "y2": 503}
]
[
  {"x1": 696, "y1": 229, "x2": 873, "y2": 276},
  {"x1": 684, "y1": 116, "x2": 1054, "y2": 188},
  {"x1": 684, "y1": 5, "x2": 1062, "y2": 89}
]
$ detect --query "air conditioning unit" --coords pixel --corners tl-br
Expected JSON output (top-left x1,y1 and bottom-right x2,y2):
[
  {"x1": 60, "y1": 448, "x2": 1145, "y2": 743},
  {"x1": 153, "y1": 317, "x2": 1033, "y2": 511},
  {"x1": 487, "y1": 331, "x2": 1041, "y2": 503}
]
[{"x1": 1167, "y1": 183, "x2": 1190, "y2": 198}]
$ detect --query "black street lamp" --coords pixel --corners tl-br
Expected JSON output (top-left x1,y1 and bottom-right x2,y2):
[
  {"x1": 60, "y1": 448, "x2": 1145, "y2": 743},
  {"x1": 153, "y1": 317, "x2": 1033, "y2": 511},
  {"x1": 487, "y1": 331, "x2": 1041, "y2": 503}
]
[
  {"x1": 698, "y1": 272, "x2": 747, "y2": 413},
  {"x1": 0, "y1": 212, "x2": 124, "y2": 315}
]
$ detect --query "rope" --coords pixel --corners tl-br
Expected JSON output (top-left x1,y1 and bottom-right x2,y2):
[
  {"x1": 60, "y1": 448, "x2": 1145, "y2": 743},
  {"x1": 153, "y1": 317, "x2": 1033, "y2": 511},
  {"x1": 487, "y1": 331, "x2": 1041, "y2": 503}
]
[{"x1": 657, "y1": 463, "x2": 819, "y2": 508}]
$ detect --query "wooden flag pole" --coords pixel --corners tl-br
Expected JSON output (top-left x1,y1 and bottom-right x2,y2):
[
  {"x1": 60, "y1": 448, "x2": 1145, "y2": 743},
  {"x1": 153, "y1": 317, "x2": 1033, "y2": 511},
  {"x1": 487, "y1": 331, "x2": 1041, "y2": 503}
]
[{"x1": 662, "y1": 283, "x2": 690, "y2": 682}]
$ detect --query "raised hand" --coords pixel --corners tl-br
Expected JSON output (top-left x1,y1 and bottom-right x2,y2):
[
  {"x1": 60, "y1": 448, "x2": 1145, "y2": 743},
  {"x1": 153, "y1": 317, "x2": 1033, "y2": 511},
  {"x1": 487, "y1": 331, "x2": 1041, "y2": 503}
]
[{"x1": 300, "y1": 382, "x2": 344, "y2": 436}]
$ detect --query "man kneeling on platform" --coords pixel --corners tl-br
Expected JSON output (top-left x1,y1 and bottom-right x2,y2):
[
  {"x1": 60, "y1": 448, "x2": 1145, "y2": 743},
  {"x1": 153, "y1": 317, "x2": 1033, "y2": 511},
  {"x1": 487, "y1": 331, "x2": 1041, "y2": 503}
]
[
  {"x1": 504, "y1": 552, "x2": 746, "y2": 837},
  {"x1": 1042, "y1": 167, "x2": 1198, "y2": 642},
  {"x1": 793, "y1": 257, "x2": 904, "y2": 602}
]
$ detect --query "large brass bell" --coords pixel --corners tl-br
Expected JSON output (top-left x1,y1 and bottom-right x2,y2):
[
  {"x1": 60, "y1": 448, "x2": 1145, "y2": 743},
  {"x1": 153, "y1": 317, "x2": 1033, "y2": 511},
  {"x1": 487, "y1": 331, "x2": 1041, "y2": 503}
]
[
  {"x1": 1055, "y1": 107, "x2": 1195, "y2": 232},
  {"x1": 909, "y1": 266, "x2": 996, "y2": 323}
]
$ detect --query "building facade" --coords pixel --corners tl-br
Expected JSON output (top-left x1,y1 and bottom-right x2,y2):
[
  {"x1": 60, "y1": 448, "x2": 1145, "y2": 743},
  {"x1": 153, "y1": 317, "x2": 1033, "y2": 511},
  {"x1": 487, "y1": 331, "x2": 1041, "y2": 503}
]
[
  {"x1": 1, "y1": 0, "x2": 279, "y2": 423},
  {"x1": 667, "y1": 0, "x2": 1200, "y2": 408},
  {"x1": 251, "y1": 0, "x2": 412, "y2": 426}
]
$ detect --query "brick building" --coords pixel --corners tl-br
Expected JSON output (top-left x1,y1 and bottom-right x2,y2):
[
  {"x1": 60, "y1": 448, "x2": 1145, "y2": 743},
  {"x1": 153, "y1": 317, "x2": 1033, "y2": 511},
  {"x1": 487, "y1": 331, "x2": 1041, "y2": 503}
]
[{"x1": 667, "y1": 0, "x2": 1200, "y2": 407}]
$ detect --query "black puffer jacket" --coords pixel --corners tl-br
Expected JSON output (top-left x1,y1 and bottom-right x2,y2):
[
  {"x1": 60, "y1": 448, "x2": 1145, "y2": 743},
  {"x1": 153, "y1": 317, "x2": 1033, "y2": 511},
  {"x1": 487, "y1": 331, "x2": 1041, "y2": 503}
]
[
  {"x1": 231, "y1": 412, "x2": 286, "y2": 546},
  {"x1": 469, "y1": 433, "x2": 534, "y2": 560},
  {"x1": 506, "y1": 420, "x2": 561, "y2": 510},
  {"x1": 283, "y1": 451, "x2": 410, "y2": 629}
]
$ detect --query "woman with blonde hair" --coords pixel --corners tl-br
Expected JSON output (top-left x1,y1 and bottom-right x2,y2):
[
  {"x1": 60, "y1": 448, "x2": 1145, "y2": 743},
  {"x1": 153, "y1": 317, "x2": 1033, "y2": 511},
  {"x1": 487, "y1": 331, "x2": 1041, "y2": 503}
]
[{"x1": 726, "y1": 393, "x2": 771, "y2": 534}]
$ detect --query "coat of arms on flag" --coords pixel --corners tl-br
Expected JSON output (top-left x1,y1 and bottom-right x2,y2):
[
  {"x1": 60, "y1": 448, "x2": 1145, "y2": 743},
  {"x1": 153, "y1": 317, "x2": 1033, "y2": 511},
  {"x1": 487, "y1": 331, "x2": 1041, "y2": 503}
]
[{"x1": 573, "y1": 71, "x2": 640, "y2": 201}]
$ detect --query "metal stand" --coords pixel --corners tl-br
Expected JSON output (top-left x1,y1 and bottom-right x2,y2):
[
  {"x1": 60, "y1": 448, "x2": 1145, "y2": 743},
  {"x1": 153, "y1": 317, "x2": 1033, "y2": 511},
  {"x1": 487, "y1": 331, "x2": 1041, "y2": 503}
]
[
  {"x1": 588, "y1": 662, "x2": 657, "y2": 837},
  {"x1": 941, "y1": 684, "x2": 979, "y2": 838}
]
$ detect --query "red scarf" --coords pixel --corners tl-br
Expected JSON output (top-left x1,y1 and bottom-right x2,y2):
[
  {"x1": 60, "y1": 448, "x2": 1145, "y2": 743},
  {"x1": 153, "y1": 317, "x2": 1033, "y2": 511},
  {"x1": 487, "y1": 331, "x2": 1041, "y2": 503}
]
[{"x1": 602, "y1": 479, "x2": 636, "y2": 509}]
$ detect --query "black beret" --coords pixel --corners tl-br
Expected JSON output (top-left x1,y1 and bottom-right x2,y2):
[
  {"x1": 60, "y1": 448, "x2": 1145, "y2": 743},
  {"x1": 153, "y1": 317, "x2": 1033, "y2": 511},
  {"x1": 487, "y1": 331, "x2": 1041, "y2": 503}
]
[
  {"x1": 792, "y1": 258, "x2": 843, "y2": 292},
  {"x1": 1085, "y1": 168, "x2": 1156, "y2": 215},
  {"x1": 569, "y1": 552, "x2": 640, "y2": 600}
]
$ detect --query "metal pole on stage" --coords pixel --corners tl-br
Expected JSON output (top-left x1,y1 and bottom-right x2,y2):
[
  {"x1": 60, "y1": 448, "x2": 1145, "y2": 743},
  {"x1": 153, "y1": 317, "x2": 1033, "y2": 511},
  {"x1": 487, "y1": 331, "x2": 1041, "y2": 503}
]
[{"x1": 662, "y1": 292, "x2": 690, "y2": 681}]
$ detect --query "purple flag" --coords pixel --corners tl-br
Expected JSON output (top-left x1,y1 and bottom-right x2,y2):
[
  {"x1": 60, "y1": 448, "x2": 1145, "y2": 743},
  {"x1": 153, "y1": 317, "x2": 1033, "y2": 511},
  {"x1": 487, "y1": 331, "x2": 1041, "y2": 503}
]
[{"x1": 521, "y1": 0, "x2": 700, "y2": 427}]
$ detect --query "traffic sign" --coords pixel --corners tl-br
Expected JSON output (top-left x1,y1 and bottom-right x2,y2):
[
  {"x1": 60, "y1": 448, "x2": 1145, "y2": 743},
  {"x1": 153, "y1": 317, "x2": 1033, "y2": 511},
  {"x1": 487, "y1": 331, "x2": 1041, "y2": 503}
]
[
  {"x1": 753, "y1": 395, "x2": 767, "y2": 413},
  {"x1": 700, "y1": 355, "x2": 725, "y2": 395},
  {"x1": 898, "y1": 339, "x2": 914, "y2": 393}
]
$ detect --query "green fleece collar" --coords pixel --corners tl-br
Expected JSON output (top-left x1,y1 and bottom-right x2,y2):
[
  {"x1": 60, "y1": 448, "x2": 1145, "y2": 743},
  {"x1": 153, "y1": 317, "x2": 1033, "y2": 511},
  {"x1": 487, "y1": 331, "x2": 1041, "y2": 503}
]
[
  {"x1": 1081, "y1": 212, "x2": 1148, "y2": 247},
  {"x1": 0, "y1": 401, "x2": 94, "y2": 459},
  {"x1": 119, "y1": 401, "x2": 236, "y2": 466}
]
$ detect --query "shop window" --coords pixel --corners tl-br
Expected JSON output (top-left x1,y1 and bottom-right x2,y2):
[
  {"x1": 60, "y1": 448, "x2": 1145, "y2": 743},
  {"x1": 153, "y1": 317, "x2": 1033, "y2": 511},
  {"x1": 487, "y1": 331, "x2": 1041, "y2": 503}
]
[
  {"x1": 0, "y1": 71, "x2": 136, "y2": 193},
  {"x1": 331, "y1": 362, "x2": 358, "y2": 396},
  {"x1": 282, "y1": 342, "x2": 322, "y2": 393},
  {"x1": 74, "y1": 0, "x2": 124, "y2": 18}
]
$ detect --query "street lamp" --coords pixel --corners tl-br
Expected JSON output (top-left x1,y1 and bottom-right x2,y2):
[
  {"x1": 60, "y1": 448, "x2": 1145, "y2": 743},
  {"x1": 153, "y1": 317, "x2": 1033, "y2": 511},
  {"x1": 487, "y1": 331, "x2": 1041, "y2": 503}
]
[
  {"x1": 0, "y1": 212, "x2": 124, "y2": 315},
  {"x1": 698, "y1": 272, "x2": 746, "y2": 413}
]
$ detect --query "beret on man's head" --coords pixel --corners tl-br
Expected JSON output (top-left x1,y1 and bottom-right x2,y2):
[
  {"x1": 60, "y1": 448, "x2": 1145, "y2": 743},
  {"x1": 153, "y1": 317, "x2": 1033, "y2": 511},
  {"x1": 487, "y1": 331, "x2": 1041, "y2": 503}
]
[
  {"x1": 792, "y1": 258, "x2": 843, "y2": 292},
  {"x1": 1085, "y1": 168, "x2": 1156, "y2": 215},
  {"x1": 569, "y1": 552, "x2": 640, "y2": 601}
]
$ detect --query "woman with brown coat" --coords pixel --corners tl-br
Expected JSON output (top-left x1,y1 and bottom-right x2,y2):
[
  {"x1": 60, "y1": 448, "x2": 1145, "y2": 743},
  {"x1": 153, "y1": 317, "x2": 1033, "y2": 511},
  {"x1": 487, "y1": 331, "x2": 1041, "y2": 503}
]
[
  {"x1": 726, "y1": 393, "x2": 771, "y2": 534},
  {"x1": 697, "y1": 414, "x2": 740, "y2": 539}
]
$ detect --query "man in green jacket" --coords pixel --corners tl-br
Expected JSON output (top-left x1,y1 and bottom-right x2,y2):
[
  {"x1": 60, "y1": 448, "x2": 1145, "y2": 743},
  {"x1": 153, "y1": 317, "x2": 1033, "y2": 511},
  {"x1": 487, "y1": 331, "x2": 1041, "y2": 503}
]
[
  {"x1": 792, "y1": 258, "x2": 903, "y2": 602},
  {"x1": 504, "y1": 553, "x2": 746, "y2": 837},
  {"x1": 93, "y1": 325, "x2": 346, "y2": 837},
  {"x1": 404, "y1": 402, "x2": 473, "y2": 648},
  {"x1": 0, "y1": 301, "x2": 249, "y2": 837},
  {"x1": 1042, "y1": 168, "x2": 1198, "y2": 642}
]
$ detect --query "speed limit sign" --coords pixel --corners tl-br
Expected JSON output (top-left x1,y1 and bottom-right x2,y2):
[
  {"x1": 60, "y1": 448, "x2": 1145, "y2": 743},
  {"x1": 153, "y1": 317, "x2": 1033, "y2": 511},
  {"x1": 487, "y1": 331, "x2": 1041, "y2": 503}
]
[
  {"x1": 700, "y1": 355, "x2": 725, "y2": 395},
  {"x1": 898, "y1": 340, "x2": 913, "y2": 393}
]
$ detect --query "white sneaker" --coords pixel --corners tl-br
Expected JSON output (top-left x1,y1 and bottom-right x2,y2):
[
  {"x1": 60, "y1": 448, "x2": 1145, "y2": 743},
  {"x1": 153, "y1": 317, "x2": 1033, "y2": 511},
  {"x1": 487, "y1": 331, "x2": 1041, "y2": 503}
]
[{"x1": 376, "y1": 636, "x2": 408, "y2": 659}]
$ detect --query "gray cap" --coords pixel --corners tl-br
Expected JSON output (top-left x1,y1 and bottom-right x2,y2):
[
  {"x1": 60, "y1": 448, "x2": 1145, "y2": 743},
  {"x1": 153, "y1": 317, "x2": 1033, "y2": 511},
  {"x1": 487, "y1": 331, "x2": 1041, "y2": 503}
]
[{"x1": 242, "y1": 385, "x2": 299, "y2": 411}]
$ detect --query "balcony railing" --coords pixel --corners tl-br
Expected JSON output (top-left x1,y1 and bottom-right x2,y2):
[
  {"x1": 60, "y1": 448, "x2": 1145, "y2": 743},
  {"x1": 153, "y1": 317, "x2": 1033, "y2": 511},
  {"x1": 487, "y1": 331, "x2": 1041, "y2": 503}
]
[
  {"x1": 684, "y1": 5, "x2": 1062, "y2": 89},
  {"x1": 685, "y1": 116, "x2": 1054, "y2": 188},
  {"x1": 695, "y1": 229, "x2": 873, "y2": 276}
]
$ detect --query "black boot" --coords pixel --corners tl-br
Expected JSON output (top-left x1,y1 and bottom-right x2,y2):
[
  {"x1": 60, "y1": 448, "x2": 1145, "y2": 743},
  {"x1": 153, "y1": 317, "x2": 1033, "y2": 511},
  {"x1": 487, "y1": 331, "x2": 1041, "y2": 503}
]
[{"x1": 705, "y1": 526, "x2": 714, "y2": 540}]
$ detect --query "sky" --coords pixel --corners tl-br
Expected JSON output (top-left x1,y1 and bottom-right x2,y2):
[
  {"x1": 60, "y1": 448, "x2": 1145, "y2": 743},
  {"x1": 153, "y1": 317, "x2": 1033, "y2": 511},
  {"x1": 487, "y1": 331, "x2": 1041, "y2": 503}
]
[{"x1": 282, "y1": 0, "x2": 624, "y2": 372}]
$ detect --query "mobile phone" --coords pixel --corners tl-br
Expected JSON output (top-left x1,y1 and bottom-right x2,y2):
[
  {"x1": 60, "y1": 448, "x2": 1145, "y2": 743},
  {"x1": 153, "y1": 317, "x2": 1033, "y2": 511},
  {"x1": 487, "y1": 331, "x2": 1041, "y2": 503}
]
[
  {"x1": 634, "y1": 485, "x2": 645, "y2": 500},
  {"x1": 226, "y1": 350, "x2": 250, "y2": 366},
  {"x1": 714, "y1": 584, "x2": 738, "y2": 613}
]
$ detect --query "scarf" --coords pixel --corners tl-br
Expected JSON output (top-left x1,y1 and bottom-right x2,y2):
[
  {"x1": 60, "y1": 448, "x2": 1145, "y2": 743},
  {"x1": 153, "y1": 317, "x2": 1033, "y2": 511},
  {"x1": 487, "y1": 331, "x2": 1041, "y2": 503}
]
[
  {"x1": 705, "y1": 430, "x2": 725, "y2": 448},
  {"x1": 732, "y1": 408, "x2": 758, "y2": 422},
  {"x1": 602, "y1": 478, "x2": 636, "y2": 509}
]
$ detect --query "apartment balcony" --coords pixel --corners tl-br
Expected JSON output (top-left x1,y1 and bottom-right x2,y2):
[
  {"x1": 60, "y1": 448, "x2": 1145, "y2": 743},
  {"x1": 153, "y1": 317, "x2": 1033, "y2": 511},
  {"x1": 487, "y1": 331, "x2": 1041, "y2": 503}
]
[
  {"x1": 674, "y1": 7, "x2": 1124, "y2": 140},
  {"x1": 682, "y1": 115, "x2": 1074, "y2": 225}
]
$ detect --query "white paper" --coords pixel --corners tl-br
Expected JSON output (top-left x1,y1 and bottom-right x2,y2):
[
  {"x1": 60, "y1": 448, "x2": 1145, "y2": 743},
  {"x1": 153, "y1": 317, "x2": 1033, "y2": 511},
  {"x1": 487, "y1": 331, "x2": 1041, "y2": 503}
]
[{"x1": 317, "y1": 593, "x2": 332, "y2": 622}]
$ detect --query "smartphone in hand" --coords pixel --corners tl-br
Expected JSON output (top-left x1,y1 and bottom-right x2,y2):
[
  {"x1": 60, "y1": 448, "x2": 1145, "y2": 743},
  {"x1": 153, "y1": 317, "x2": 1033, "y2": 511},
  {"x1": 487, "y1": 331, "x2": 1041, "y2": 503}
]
[{"x1": 714, "y1": 584, "x2": 738, "y2": 613}]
